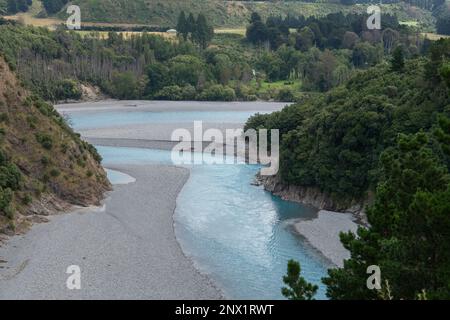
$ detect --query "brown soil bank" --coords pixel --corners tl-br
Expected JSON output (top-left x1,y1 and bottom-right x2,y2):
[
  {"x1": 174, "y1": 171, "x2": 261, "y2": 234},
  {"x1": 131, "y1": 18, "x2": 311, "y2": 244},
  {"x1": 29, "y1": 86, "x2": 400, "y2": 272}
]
[{"x1": 0, "y1": 57, "x2": 111, "y2": 234}]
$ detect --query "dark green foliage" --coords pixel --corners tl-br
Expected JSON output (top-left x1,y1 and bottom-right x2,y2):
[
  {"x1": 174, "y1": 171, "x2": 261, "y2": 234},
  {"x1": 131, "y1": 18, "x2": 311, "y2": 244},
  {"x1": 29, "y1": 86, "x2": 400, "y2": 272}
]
[
  {"x1": 109, "y1": 72, "x2": 140, "y2": 100},
  {"x1": 35, "y1": 133, "x2": 53, "y2": 150},
  {"x1": 198, "y1": 85, "x2": 236, "y2": 101},
  {"x1": 0, "y1": 186, "x2": 13, "y2": 219},
  {"x1": 145, "y1": 63, "x2": 170, "y2": 94},
  {"x1": 390, "y1": 46, "x2": 405, "y2": 72},
  {"x1": 54, "y1": 79, "x2": 82, "y2": 101},
  {"x1": 436, "y1": 9, "x2": 450, "y2": 36},
  {"x1": 246, "y1": 19, "x2": 269, "y2": 45},
  {"x1": 154, "y1": 85, "x2": 196, "y2": 101},
  {"x1": 49, "y1": 168, "x2": 60, "y2": 177},
  {"x1": 0, "y1": 163, "x2": 21, "y2": 190},
  {"x1": 22, "y1": 193, "x2": 32, "y2": 205},
  {"x1": 434, "y1": 115, "x2": 450, "y2": 167},
  {"x1": 276, "y1": 88, "x2": 295, "y2": 102},
  {"x1": 6, "y1": 0, "x2": 31, "y2": 14},
  {"x1": 323, "y1": 131, "x2": 450, "y2": 299},
  {"x1": 424, "y1": 39, "x2": 450, "y2": 85},
  {"x1": 282, "y1": 260, "x2": 318, "y2": 300},
  {"x1": 42, "y1": 0, "x2": 69, "y2": 15},
  {"x1": 85, "y1": 143, "x2": 102, "y2": 163},
  {"x1": 176, "y1": 11, "x2": 213, "y2": 48},
  {"x1": 440, "y1": 62, "x2": 450, "y2": 88},
  {"x1": 246, "y1": 41, "x2": 450, "y2": 203},
  {"x1": 0, "y1": 149, "x2": 21, "y2": 192},
  {"x1": 193, "y1": 14, "x2": 214, "y2": 49},
  {"x1": 176, "y1": 11, "x2": 188, "y2": 41},
  {"x1": 0, "y1": 112, "x2": 8, "y2": 123}
]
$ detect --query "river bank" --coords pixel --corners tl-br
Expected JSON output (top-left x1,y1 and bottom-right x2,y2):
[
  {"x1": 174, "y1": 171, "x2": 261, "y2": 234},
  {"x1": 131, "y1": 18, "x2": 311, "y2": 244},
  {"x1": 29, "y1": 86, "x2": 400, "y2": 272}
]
[
  {"x1": 1, "y1": 100, "x2": 355, "y2": 299},
  {"x1": 290, "y1": 210, "x2": 359, "y2": 267},
  {"x1": 0, "y1": 164, "x2": 222, "y2": 299},
  {"x1": 255, "y1": 173, "x2": 366, "y2": 267}
]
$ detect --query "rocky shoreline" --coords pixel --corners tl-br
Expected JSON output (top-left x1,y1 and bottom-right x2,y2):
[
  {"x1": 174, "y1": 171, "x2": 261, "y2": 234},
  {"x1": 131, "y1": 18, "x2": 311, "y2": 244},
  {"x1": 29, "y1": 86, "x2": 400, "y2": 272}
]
[{"x1": 255, "y1": 173, "x2": 370, "y2": 224}]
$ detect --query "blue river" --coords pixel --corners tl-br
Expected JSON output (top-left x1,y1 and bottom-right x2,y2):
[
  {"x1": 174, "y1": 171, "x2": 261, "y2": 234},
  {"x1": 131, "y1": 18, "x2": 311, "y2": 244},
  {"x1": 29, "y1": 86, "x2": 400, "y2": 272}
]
[{"x1": 69, "y1": 108, "x2": 331, "y2": 299}]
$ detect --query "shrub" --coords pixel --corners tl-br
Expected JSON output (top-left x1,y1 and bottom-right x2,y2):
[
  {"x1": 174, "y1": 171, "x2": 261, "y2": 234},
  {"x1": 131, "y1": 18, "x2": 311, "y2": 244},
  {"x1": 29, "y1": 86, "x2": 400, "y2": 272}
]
[
  {"x1": 34, "y1": 99, "x2": 55, "y2": 117},
  {"x1": 55, "y1": 79, "x2": 82, "y2": 101},
  {"x1": 198, "y1": 85, "x2": 236, "y2": 101},
  {"x1": 0, "y1": 163, "x2": 22, "y2": 190},
  {"x1": 155, "y1": 84, "x2": 198, "y2": 101},
  {"x1": 22, "y1": 193, "x2": 32, "y2": 205},
  {"x1": 0, "y1": 113, "x2": 8, "y2": 123},
  {"x1": 41, "y1": 156, "x2": 50, "y2": 166},
  {"x1": 50, "y1": 168, "x2": 60, "y2": 177},
  {"x1": 0, "y1": 187, "x2": 13, "y2": 219},
  {"x1": 0, "y1": 149, "x2": 7, "y2": 166},
  {"x1": 86, "y1": 144, "x2": 102, "y2": 163},
  {"x1": 60, "y1": 143, "x2": 68, "y2": 154},
  {"x1": 35, "y1": 133, "x2": 53, "y2": 150},
  {"x1": 154, "y1": 85, "x2": 183, "y2": 100},
  {"x1": 276, "y1": 88, "x2": 295, "y2": 102}
]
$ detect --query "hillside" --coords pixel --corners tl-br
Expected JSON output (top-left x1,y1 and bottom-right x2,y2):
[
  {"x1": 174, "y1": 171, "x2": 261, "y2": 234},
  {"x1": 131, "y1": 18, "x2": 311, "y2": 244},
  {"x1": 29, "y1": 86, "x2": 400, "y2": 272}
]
[
  {"x1": 47, "y1": 0, "x2": 434, "y2": 28},
  {"x1": 0, "y1": 56, "x2": 111, "y2": 233},
  {"x1": 246, "y1": 40, "x2": 450, "y2": 210}
]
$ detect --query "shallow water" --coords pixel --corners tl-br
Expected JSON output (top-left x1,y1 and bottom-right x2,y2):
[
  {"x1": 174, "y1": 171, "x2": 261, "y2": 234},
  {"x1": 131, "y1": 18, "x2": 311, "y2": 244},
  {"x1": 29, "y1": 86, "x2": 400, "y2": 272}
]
[
  {"x1": 66, "y1": 110, "x2": 270, "y2": 130},
  {"x1": 105, "y1": 168, "x2": 136, "y2": 185},
  {"x1": 67, "y1": 104, "x2": 331, "y2": 299}
]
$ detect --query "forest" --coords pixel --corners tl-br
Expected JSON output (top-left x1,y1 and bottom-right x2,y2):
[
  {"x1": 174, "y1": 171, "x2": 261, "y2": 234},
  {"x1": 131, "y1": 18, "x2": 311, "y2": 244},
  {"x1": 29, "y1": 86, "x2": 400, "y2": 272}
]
[
  {"x1": 0, "y1": 10, "x2": 440, "y2": 102},
  {"x1": 1, "y1": 1, "x2": 450, "y2": 299},
  {"x1": 248, "y1": 38, "x2": 450, "y2": 299}
]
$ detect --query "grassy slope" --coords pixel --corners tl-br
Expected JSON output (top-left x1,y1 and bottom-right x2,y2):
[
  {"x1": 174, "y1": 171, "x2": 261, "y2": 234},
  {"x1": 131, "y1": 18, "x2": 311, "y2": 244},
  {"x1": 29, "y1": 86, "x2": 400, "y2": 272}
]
[
  {"x1": 53, "y1": 0, "x2": 434, "y2": 28},
  {"x1": 0, "y1": 56, "x2": 111, "y2": 232}
]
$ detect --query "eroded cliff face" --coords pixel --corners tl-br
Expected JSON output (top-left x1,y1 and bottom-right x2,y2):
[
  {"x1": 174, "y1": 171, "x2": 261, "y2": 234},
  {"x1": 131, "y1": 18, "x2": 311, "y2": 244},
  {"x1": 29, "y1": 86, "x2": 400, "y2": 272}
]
[
  {"x1": 256, "y1": 173, "x2": 370, "y2": 223},
  {"x1": 0, "y1": 57, "x2": 111, "y2": 233}
]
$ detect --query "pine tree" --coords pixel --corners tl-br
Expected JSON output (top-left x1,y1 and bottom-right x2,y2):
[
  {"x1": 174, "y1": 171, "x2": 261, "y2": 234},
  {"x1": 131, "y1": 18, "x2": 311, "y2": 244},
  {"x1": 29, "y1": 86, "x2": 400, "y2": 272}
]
[
  {"x1": 323, "y1": 131, "x2": 450, "y2": 300},
  {"x1": 176, "y1": 11, "x2": 188, "y2": 41},
  {"x1": 250, "y1": 12, "x2": 262, "y2": 24},
  {"x1": 16, "y1": 0, "x2": 28, "y2": 12},
  {"x1": 194, "y1": 14, "x2": 214, "y2": 49},
  {"x1": 281, "y1": 260, "x2": 318, "y2": 300},
  {"x1": 7, "y1": 0, "x2": 18, "y2": 14},
  {"x1": 391, "y1": 46, "x2": 405, "y2": 72},
  {"x1": 186, "y1": 13, "x2": 196, "y2": 39}
]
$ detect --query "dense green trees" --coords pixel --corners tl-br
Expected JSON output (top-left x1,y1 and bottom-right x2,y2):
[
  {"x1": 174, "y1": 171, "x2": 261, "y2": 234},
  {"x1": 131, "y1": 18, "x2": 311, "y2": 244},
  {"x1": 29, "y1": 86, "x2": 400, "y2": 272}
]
[
  {"x1": 0, "y1": 9, "x2": 445, "y2": 103},
  {"x1": 244, "y1": 11, "x2": 420, "y2": 92},
  {"x1": 390, "y1": 46, "x2": 405, "y2": 72},
  {"x1": 41, "y1": 0, "x2": 69, "y2": 14},
  {"x1": 435, "y1": 5, "x2": 450, "y2": 35},
  {"x1": 6, "y1": 0, "x2": 31, "y2": 14},
  {"x1": 259, "y1": 39, "x2": 450, "y2": 299},
  {"x1": 324, "y1": 130, "x2": 450, "y2": 299},
  {"x1": 282, "y1": 260, "x2": 318, "y2": 300},
  {"x1": 247, "y1": 40, "x2": 450, "y2": 206},
  {"x1": 0, "y1": 149, "x2": 22, "y2": 220},
  {"x1": 176, "y1": 12, "x2": 214, "y2": 49},
  {"x1": 0, "y1": 21, "x2": 271, "y2": 101}
]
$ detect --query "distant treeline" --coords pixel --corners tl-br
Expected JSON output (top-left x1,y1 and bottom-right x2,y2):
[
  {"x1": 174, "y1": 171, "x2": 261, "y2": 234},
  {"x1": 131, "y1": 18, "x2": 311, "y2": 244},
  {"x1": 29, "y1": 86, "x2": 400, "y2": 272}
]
[
  {"x1": 41, "y1": 0, "x2": 69, "y2": 14},
  {"x1": 5, "y1": 0, "x2": 31, "y2": 14},
  {"x1": 0, "y1": 10, "x2": 437, "y2": 102},
  {"x1": 176, "y1": 12, "x2": 214, "y2": 49},
  {"x1": 244, "y1": 11, "x2": 430, "y2": 92}
]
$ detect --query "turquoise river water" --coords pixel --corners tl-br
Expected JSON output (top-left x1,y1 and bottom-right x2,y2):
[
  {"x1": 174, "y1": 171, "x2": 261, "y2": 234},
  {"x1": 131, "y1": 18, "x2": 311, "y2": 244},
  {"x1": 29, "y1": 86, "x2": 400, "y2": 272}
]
[{"x1": 69, "y1": 108, "x2": 331, "y2": 299}]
